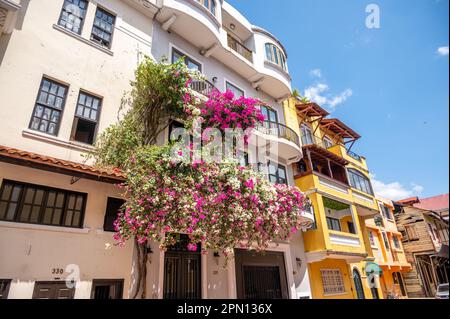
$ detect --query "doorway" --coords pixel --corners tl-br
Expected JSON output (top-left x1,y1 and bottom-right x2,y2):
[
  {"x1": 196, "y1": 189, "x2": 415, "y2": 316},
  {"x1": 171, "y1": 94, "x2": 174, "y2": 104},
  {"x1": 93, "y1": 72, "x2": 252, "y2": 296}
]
[
  {"x1": 235, "y1": 249, "x2": 289, "y2": 299},
  {"x1": 353, "y1": 269, "x2": 366, "y2": 299}
]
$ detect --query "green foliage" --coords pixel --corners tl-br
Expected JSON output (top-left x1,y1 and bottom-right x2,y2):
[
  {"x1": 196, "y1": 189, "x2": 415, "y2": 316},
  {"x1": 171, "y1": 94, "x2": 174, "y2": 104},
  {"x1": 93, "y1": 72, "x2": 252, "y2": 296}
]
[
  {"x1": 323, "y1": 197, "x2": 350, "y2": 211},
  {"x1": 90, "y1": 56, "x2": 201, "y2": 170}
]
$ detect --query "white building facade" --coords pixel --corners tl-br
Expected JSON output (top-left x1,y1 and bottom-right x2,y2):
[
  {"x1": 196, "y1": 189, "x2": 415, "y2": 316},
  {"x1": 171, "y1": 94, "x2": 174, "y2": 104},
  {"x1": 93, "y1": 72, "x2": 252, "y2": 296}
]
[{"x1": 0, "y1": 0, "x2": 313, "y2": 299}]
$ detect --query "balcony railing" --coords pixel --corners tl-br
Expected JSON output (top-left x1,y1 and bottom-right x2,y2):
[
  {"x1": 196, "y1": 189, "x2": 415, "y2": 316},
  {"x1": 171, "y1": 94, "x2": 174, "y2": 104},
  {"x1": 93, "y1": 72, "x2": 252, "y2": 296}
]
[
  {"x1": 301, "y1": 133, "x2": 330, "y2": 149},
  {"x1": 189, "y1": 79, "x2": 216, "y2": 97},
  {"x1": 256, "y1": 120, "x2": 300, "y2": 147},
  {"x1": 347, "y1": 150, "x2": 362, "y2": 162},
  {"x1": 227, "y1": 34, "x2": 253, "y2": 63}
]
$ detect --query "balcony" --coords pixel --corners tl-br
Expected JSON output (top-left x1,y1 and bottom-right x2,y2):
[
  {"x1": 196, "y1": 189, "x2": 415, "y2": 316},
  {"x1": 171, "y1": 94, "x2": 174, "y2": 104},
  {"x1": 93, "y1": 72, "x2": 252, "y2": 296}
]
[
  {"x1": 189, "y1": 78, "x2": 217, "y2": 97},
  {"x1": 252, "y1": 120, "x2": 302, "y2": 163},
  {"x1": 294, "y1": 134, "x2": 350, "y2": 187},
  {"x1": 227, "y1": 33, "x2": 253, "y2": 63}
]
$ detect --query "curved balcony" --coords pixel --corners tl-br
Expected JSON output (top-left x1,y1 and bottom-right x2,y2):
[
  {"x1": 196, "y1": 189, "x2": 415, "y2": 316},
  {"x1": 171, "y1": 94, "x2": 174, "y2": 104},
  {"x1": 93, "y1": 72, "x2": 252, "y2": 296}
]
[
  {"x1": 156, "y1": 0, "x2": 223, "y2": 51},
  {"x1": 252, "y1": 120, "x2": 302, "y2": 164}
]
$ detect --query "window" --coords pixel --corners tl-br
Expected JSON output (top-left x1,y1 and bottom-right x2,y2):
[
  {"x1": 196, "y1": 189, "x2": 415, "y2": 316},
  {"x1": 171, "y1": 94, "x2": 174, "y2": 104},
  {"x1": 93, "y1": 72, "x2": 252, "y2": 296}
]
[
  {"x1": 32, "y1": 281, "x2": 75, "y2": 299},
  {"x1": 323, "y1": 136, "x2": 333, "y2": 149},
  {"x1": 405, "y1": 225, "x2": 419, "y2": 241},
  {"x1": 320, "y1": 269, "x2": 345, "y2": 295},
  {"x1": 226, "y1": 81, "x2": 244, "y2": 98},
  {"x1": 260, "y1": 105, "x2": 278, "y2": 123},
  {"x1": 195, "y1": 0, "x2": 216, "y2": 15},
  {"x1": 91, "y1": 7, "x2": 115, "y2": 49},
  {"x1": 382, "y1": 232, "x2": 390, "y2": 251},
  {"x1": 91, "y1": 279, "x2": 124, "y2": 299},
  {"x1": 348, "y1": 169, "x2": 374, "y2": 195},
  {"x1": 392, "y1": 235, "x2": 401, "y2": 249},
  {"x1": 0, "y1": 180, "x2": 86, "y2": 228},
  {"x1": 265, "y1": 43, "x2": 287, "y2": 71},
  {"x1": 347, "y1": 221, "x2": 356, "y2": 234},
  {"x1": 103, "y1": 197, "x2": 125, "y2": 232},
  {"x1": 268, "y1": 162, "x2": 287, "y2": 185},
  {"x1": 326, "y1": 217, "x2": 341, "y2": 232},
  {"x1": 0, "y1": 280, "x2": 11, "y2": 299},
  {"x1": 29, "y1": 77, "x2": 68, "y2": 135},
  {"x1": 172, "y1": 48, "x2": 202, "y2": 72},
  {"x1": 71, "y1": 92, "x2": 102, "y2": 145},
  {"x1": 368, "y1": 231, "x2": 376, "y2": 247},
  {"x1": 380, "y1": 204, "x2": 393, "y2": 220},
  {"x1": 58, "y1": 0, "x2": 88, "y2": 34},
  {"x1": 300, "y1": 124, "x2": 313, "y2": 145},
  {"x1": 168, "y1": 120, "x2": 185, "y2": 142}
]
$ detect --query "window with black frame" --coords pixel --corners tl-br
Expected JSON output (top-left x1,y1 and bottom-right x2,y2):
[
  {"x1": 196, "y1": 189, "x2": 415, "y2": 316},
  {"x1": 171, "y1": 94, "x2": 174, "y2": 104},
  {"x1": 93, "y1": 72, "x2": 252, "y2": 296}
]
[
  {"x1": 226, "y1": 81, "x2": 244, "y2": 97},
  {"x1": 326, "y1": 217, "x2": 341, "y2": 232},
  {"x1": 348, "y1": 169, "x2": 374, "y2": 195},
  {"x1": 172, "y1": 48, "x2": 202, "y2": 72},
  {"x1": 0, "y1": 180, "x2": 86, "y2": 228},
  {"x1": 265, "y1": 43, "x2": 287, "y2": 71},
  {"x1": 260, "y1": 105, "x2": 278, "y2": 123},
  {"x1": 268, "y1": 161, "x2": 287, "y2": 185},
  {"x1": 91, "y1": 7, "x2": 115, "y2": 49},
  {"x1": 58, "y1": 0, "x2": 88, "y2": 34},
  {"x1": 29, "y1": 77, "x2": 68, "y2": 136},
  {"x1": 71, "y1": 91, "x2": 102, "y2": 145},
  {"x1": 0, "y1": 280, "x2": 11, "y2": 299}
]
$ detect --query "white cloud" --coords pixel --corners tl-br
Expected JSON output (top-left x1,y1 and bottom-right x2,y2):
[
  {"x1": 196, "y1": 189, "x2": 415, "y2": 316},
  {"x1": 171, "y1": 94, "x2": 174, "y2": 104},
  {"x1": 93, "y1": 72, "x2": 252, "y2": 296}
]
[
  {"x1": 437, "y1": 46, "x2": 449, "y2": 56},
  {"x1": 309, "y1": 69, "x2": 322, "y2": 78},
  {"x1": 371, "y1": 175, "x2": 424, "y2": 201},
  {"x1": 304, "y1": 83, "x2": 353, "y2": 110}
]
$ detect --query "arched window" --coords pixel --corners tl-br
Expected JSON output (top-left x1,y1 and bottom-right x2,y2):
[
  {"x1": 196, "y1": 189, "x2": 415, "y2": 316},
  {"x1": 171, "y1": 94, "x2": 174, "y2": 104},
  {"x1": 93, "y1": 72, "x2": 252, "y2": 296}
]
[
  {"x1": 348, "y1": 168, "x2": 374, "y2": 195},
  {"x1": 196, "y1": 0, "x2": 216, "y2": 15},
  {"x1": 265, "y1": 43, "x2": 287, "y2": 71}
]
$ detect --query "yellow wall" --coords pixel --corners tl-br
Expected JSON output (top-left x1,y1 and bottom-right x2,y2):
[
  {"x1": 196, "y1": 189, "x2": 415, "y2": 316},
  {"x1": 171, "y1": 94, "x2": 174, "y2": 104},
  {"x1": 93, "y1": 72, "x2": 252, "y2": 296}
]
[{"x1": 308, "y1": 259, "x2": 354, "y2": 299}]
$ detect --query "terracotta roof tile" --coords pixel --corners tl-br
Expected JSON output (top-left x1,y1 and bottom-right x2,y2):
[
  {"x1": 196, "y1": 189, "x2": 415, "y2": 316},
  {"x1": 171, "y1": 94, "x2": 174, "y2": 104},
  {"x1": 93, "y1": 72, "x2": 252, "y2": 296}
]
[{"x1": 0, "y1": 145, "x2": 125, "y2": 183}]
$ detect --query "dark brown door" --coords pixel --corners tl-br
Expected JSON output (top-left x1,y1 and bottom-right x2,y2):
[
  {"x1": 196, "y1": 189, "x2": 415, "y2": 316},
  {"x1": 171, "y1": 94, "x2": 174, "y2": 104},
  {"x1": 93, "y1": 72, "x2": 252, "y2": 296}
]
[
  {"x1": 163, "y1": 235, "x2": 201, "y2": 299},
  {"x1": 91, "y1": 279, "x2": 124, "y2": 299},
  {"x1": 32, "y1": 281, "x2": 75, "y2": 299},
  {"x1": 235, "y1": 249, "x2": 289, "y2": 299}
]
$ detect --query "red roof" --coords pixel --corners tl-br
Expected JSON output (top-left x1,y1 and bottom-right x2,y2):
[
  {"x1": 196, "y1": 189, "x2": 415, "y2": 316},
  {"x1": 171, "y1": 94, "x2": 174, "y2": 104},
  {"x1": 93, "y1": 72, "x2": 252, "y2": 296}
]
[
  {"x1": 413, "y1": 194, "x2": 449, "y2": 212},
  {"x1": 0, "y1": 145, "x2": 124, "y2": 184},
  {"x1": 397, "y1": 197, "x2": 420, "y2": 205}
]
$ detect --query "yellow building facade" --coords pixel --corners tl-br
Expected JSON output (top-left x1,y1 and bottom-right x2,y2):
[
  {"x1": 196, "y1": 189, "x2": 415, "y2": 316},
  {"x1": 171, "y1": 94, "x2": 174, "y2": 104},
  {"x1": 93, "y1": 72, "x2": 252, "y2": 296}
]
[{"x1": 283, "y1": 97, "x2": 411, "y2": 299}]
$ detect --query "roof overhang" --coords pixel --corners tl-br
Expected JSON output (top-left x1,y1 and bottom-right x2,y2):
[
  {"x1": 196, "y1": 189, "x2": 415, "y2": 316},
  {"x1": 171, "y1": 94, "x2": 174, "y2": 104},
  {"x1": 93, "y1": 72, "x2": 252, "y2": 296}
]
[
  {"x1": 303, "y1": 144, "x2": 349, "y2": 166},
  {"x1": 296, "y1": 102, "x2": 329, "y2": 119},
  {"x1": 0, "y1": 145, "x2": 124, "y2": 184},
  {"x1": 320, "y1": 118, "x2": 361, "y2": 141}
]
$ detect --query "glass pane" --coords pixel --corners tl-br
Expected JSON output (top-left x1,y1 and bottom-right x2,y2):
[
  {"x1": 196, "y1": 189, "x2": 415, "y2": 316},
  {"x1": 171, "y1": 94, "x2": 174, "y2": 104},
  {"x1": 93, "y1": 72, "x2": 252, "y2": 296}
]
[
  {"x1": 90, "y1": 110, "x2": 97, "y2": 121},
  {"x1": 31, "y1": 118, "x2": 40, "y2": 130},
  {"x1": 6, "y1": 203, "x2": 17, "y2": 220},
  {"x1": 48, "y1": 123, "x2": 56, "y2": 135},
  {"x1": 75, "y1": 196, "x2": 83, "y2": 210},
  {"x1": 67, "y1": 195, "x2": 75, "y2": 209},
  {"x1": 42, "y1": 80, "x2": 51, "y2": 92},
  {"x1": 1, "y1": 184, "x2": 12, "y2": 200},
  {"x1": 50, "y1": 84, "x2": 58, "y2": 95},
  {"x1": 72, "y1": 211, "x2": 81, "y2": 227},
  {"x1": 19, "y1": 204, "x2": 31, "y2": 222},
  {"x1": 57, "y1": 86, "x2": 66, "y2": 97},
  {"x1": 0, "y1": 201, "x2": 7, "y2": 219},
  {"x1": 34, "y1": 105, "x2": 44, "y2": 117},
  {"x1": 24, "y1": 188, "x2": 35, "y2": 204},
  {"x1": 42, "y1": 108, "x2": 51, "y2": 120},
  {"x1": 47, "y1": 191, "x2": 56, "y2": 206},
  {"x1": 65, "y1": 210, "x2": 74, "y2": 226},
  {"x1": 52, "y1": 209, "x2": 62, "y2": 225},
  {"x1": 10, "y1": 186, "x2": 22, "y2": 201},
  {"x1": 85, "y1": 96, "x2": 93, "y2": 107},
  {"x1": 30, "y1": 206, "x2": 40, "y2": 223},
  {"x1": 56, "y1": 193, "x2": 65, "y2": 208},
  {"x1": 278, "y1": 167, "x2": 286, "y2": 179},
  {"x1": 43, "y1": 208, "x2": 53, "y2": 224},
  {"x1": 38, "y1": 92, "x2": 48, "y2": 104}
]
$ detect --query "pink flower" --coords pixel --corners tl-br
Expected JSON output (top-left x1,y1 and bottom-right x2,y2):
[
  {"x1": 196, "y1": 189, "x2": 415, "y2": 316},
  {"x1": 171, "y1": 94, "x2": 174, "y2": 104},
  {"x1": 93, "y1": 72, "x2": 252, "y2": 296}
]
[{"x1": 187, "y1": 243, "x2": 198, "y2": 252}]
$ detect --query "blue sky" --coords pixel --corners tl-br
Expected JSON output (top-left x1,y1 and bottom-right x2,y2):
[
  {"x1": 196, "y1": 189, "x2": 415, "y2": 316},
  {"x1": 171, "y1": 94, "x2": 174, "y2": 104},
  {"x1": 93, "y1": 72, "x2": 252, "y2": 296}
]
[{"x1": 227, "y1": 0, "x2": 449, "y2": 200}]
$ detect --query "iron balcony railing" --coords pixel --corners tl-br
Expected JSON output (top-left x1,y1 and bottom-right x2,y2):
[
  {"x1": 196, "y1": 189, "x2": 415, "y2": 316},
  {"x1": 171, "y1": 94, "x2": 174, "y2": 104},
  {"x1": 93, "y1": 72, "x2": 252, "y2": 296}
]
[
  {"x1": 347, "y1": 150, "x2": 362, "y2": 162},
  {"x1": 189, "y1": 79, "x2": 216, "y2": 97},
  {"x1": 256, "y1": 120, "x2": 300, "y2": 147},
  {"x1": 227, "y1": 34, "x2": 253, "y2": 63}
]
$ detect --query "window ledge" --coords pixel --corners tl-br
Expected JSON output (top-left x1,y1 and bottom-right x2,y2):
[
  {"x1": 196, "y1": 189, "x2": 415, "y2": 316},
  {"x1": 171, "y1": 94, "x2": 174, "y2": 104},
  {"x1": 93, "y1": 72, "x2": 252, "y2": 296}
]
[
  {"x1": 0, "y1": 220, "x2": 91, "y2": 234},
  {"x1": 22, "y1": 129, "x2": 94, "y2": 153},
  {"x1": 52, "y1": 24, "x2": 114, "y2": 56}
]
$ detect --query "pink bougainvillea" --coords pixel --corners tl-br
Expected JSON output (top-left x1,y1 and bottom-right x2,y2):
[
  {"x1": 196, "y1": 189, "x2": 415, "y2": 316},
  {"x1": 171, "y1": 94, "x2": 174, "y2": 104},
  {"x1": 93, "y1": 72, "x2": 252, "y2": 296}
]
[{"x1": 112, "y1": 148, "x2": 311, "y2": 255}]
